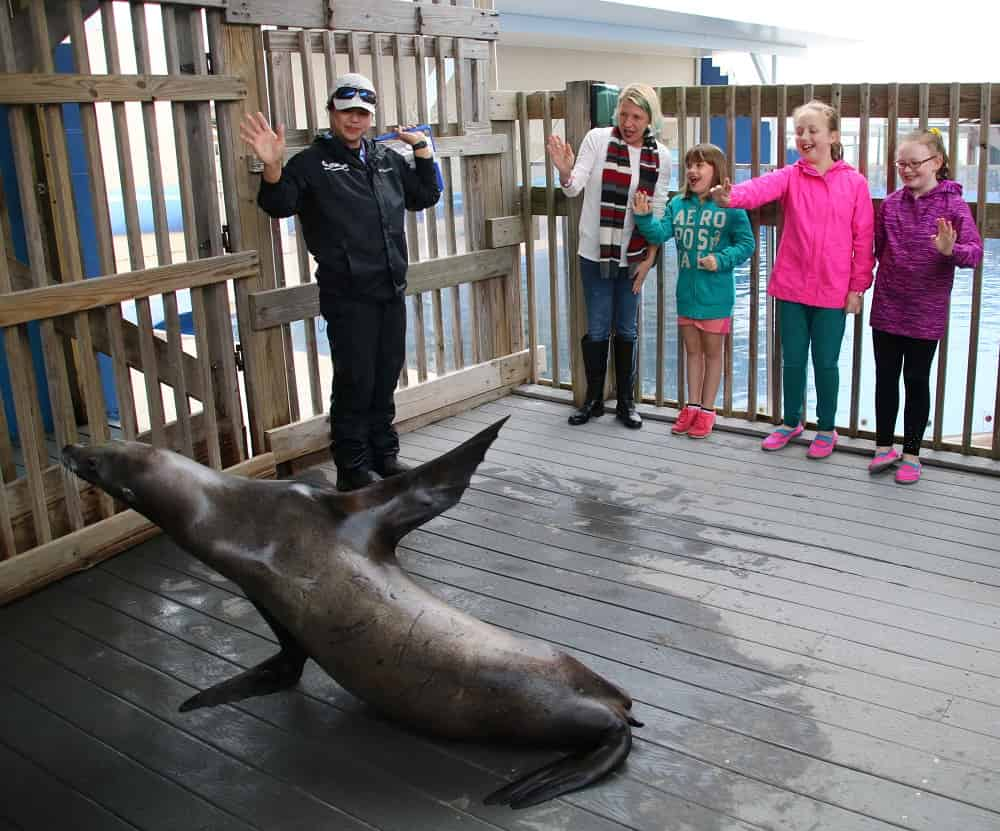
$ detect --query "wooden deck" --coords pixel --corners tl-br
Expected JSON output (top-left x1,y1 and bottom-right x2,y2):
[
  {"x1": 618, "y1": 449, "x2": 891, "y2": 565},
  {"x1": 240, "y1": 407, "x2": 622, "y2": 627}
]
[{"x1": 2, "y1": 393, "x2": 999, "y2": 831}]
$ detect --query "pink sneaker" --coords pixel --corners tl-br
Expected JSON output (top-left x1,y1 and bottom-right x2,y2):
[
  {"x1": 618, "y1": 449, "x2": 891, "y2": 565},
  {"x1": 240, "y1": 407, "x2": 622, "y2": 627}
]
[
  {"x1": 895, "y1": 460, "x2": 922, "y2": 485},
  {"x1": 672, "y1": 405, "x2": 700, "y2": 435},
  {"x1": 807, "y1": 430, "x2": 838, "y2": 460},
  {"x1": 868, "y1": 447, "x2": 901, "y2": 474},
  {"x1": 761, "y1": 424, "x2": 803, "y2": 451},
  {"x1": 687, "y1": 409, "x2": 716, "y2": 439}
]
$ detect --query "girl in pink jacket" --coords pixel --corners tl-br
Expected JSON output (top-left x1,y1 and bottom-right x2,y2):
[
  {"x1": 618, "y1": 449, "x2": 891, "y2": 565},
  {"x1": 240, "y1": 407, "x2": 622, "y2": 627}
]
[{"x1": 712, "y1": 99, "x2": 875, "y2": 459}]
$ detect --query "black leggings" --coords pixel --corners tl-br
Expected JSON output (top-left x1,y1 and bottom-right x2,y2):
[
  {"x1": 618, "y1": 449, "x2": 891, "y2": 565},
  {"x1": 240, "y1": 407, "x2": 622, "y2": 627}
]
[{"x1": 872, "y1": 328, "x2": 939, "y2": 456}]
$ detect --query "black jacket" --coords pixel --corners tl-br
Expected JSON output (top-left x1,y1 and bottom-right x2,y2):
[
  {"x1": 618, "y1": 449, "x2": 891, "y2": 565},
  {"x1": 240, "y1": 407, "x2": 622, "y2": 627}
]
[{"x1": 257, "y1": 133, "x2": 441, "y2": 304}]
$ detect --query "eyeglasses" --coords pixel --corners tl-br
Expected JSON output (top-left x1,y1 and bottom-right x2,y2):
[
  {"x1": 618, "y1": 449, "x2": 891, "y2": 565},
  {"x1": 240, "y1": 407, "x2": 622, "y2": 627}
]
[
  {"x1": 331, "y1": 86, "x2": 377, "y2": 105},
  {"x1": 894, "y1": 156, "x2": 936, "y2": 171}
]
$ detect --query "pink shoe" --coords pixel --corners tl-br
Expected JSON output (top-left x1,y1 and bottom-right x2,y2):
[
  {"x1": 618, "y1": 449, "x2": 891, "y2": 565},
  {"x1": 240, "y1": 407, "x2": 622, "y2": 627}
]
[
  {"x1": 687, "y1": 409, "x2": 716, "y2": 439},
  {"x1": 895, "y1": 460, "x2": 922, "y2": 485},
  {"x1": 807, "y1": 430, "x2": 838, "y2": 459},
  {"x1": 868, "y1": 448, "x2": 901, "y2": 474},
  {"x1": 672, "y1": 405, "x2": 700, "y2": 435},
  {"x1": 761, "y1": 424, "x2": 803, "y2": 451}
]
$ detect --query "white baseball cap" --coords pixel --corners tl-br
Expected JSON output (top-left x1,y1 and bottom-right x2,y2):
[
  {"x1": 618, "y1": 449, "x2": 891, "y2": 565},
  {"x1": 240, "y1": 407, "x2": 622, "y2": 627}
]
[{"x1": 327, "y1": 73, "x2": 376, "y2": 115}]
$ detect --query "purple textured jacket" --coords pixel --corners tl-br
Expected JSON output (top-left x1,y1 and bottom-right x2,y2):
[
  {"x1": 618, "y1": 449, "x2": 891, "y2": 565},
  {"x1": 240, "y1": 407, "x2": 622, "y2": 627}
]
[{"x1": 870, "y1": 180, "x2": 983, "y2": 341}]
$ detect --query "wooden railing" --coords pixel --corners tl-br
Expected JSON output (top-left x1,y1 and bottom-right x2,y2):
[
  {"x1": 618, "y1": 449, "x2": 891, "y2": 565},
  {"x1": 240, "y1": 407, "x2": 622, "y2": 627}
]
[
  {"x1": 496, "y1": 81, "x2": 1000, "y2": 460},
  {"x1": 0, "y1": 253, "x2": 267, "y2": 599}
]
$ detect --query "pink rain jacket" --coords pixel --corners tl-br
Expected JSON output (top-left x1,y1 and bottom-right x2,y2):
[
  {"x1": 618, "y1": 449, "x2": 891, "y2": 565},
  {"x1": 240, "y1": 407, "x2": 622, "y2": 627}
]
[{"x1": 728, "y1": 159, "x2": 875, "y2": 308}]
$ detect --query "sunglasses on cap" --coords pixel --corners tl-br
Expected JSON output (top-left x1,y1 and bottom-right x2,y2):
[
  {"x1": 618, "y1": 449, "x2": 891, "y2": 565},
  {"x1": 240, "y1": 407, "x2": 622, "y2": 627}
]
[{"x1": 331, "y1": 86, "x2": 377, "y2": 105}]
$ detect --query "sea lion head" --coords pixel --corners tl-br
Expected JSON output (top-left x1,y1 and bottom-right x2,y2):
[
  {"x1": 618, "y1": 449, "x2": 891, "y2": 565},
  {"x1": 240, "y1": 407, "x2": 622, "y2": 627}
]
[{"x1": 62, "y1": 440, "x2": 178, "y2": 513}]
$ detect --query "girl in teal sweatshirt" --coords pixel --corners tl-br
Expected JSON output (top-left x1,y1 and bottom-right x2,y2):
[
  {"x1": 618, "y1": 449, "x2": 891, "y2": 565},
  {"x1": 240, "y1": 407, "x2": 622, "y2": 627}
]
[{"x1": 634, "y1": 143, "x2": 754, "y2": 439}]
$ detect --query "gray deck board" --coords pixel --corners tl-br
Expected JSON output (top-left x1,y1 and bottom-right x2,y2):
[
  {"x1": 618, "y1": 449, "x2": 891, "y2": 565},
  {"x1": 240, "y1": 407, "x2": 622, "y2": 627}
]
[{"x1": 2, "y1": 393, "x2": 998, "y2": 830}]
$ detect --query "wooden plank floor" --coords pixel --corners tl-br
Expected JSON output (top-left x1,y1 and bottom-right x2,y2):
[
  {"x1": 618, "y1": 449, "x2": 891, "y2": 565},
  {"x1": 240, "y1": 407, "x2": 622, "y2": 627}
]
[{"x1": 2, "y1": 393, "x2": 999, "y2": 831}]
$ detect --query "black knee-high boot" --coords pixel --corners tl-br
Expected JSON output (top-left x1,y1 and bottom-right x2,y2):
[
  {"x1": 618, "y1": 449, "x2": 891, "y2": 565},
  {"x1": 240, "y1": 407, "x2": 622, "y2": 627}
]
[
  {"x1": 614, "y1": 336, "x2": 642, "y2": 429},
  {"x1": 568, "y1": 337, "x2": 609, "y2": 426}
]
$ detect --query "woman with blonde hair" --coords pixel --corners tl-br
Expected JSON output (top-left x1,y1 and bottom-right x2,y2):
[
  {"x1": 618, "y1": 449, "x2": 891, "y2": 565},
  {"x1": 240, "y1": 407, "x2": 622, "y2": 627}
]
[{"x1": 548, "y1": 83, "x2": 671, "y2": 429}]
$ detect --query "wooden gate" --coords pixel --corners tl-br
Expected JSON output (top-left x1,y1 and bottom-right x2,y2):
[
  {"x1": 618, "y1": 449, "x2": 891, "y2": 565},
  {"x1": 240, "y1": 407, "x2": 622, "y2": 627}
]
[
  {"x1": 0, "y1": 1, "x2": 289, "y2": 601},
  {"x1": 0, "y1": 0, "x2": 530, "y2": 602},
  {"x1": 239, "y1": 0, "x2": 530, "y2": 471}
]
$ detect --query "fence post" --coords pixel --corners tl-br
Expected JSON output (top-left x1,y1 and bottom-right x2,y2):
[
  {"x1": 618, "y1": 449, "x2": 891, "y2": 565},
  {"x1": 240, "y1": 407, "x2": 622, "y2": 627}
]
[
  {"x1": 214, "y1": 19, "x2": 292, "y2": 456},
  {"x1": 564, "y1": 80, "x2": 593, "y2": 407}
]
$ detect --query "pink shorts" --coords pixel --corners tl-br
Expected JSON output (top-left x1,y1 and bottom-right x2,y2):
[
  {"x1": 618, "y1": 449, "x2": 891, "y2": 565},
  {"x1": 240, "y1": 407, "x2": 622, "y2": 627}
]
[{"x1": 678, "y1": 316, "x2": 732, "y2": 335}]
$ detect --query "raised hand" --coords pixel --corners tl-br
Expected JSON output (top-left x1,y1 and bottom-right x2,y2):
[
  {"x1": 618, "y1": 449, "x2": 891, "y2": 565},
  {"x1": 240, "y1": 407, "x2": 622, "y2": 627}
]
[
  {"x1": 632, "y1": 191, "x2": 652, "y2": 216},
  {"x1": 697, "y1": 254, "x2": 718, "y2": 272},
  {"x1": 933, "y1": 217, "x2": 956, "y2": 256},
  {"x1": 709, "y1": 177, "x2": 733, "y2": 207},
  {"x1": 546, "y1": 134, "x2": 575, "y2": 179},
  {"x1": 240, "y1": 111, "x2": 286, "y2": 169},
  {"x1": 395, "y1": 125, "x2": 427, "y2": 145}
]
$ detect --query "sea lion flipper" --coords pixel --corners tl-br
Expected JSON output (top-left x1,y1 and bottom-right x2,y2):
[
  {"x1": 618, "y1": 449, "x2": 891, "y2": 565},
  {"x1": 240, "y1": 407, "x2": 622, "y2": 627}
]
[
  {"x1": 179, "y1": 601, "x2": 308, "y2": 712},
  {"x1": 483, "y1": 717, "x2": 632, "y2": 809},
  {"x1": 371, "y1": 416, "x2": 508, "y2": 544}
]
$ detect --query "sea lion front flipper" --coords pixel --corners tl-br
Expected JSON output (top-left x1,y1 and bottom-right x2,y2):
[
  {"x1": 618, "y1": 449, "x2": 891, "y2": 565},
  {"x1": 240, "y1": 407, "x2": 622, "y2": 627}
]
[
  {"x1": 361, "y1": 416, "x2": 508, "y2": 546},
  {"x1": 179, "y1": 601, "x2": 308, "y2": 712},
  {"x1": 483, "y1": 717, "x2": 632, "y2": 809}
]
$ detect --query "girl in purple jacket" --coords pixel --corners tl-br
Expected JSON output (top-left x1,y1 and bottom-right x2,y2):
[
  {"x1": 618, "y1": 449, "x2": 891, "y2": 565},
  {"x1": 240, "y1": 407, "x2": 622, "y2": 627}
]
[{"x1": 868, "y1": 129, "x2": 983, "y2": 484}]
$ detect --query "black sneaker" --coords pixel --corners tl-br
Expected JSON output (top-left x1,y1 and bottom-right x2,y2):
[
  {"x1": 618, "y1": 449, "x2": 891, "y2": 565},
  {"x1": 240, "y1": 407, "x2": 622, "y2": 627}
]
[
  {"x1": 336, "y1": 468, "x2": 382, "y2": 492},
  {"x1": 374, "y1": 456, "x2": 411, "y2": 477}
]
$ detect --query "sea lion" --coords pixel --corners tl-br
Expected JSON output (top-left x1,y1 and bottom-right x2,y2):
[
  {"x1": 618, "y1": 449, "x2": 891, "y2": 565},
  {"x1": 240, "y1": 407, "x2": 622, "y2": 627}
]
[{"x1": 61, "y1": 418, "x2": 640, "y2": 809}]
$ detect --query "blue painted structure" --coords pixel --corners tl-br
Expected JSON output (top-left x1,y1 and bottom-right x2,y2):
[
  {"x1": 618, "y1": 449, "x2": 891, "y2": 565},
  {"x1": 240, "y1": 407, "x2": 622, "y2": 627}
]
[
  {"x1": 0, "y1": 43, "x2": 121, "y2": 441},
  {"x1": 701, "y1": 58, "x2": 774, "y2": 170}
]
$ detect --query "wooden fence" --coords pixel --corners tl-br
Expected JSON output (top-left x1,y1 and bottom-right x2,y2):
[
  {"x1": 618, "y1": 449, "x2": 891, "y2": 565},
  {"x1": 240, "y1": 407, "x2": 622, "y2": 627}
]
[
  {"x1": 498, "y1": 81, "x2": 1000, "y2": 459},
  {"x1": 0, "y1": 0, "x2": 529, "y2": 601}
]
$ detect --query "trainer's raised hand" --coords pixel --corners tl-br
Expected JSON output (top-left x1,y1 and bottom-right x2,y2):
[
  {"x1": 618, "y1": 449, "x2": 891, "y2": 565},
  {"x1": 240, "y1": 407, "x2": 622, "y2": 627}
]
[
  {"x1": 546, "y1": 134, "x2": 575, "y2": 184},
  {"x1": 240, "y1": 111, "x2": 286, "y2": 182},
  {"x1": 709, "y1": 177, "x2": 733, "y2": 207}
]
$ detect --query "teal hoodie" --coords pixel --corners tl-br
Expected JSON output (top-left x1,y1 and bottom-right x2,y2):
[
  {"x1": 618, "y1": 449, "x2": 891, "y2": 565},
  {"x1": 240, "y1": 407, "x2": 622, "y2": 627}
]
[{"x1": 635, "y1": 194, "x2": 754, "y2": 319}]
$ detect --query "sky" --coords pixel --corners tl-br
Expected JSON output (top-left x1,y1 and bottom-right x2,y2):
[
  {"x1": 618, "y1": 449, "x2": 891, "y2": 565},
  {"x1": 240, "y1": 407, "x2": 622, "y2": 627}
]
[{"x1": 615, "y1": 0, "x2": 1000, "y2": 83}]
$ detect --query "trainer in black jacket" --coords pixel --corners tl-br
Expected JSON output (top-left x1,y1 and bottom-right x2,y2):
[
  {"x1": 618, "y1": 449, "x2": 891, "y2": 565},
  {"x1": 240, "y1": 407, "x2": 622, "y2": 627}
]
[{"x1": 242, "y1": 72, "x2": 440, "y2": 490}]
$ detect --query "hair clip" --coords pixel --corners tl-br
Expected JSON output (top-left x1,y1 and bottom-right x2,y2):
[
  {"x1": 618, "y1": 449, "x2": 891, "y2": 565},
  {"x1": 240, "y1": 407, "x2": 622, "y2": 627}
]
[{"x1": 928, "y1": 127, "x2": 942, "y2": 136}]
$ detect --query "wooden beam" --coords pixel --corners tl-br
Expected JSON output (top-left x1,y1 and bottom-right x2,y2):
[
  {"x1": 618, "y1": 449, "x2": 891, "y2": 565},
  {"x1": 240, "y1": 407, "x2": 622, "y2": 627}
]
[
  {"x1": 250, "y1": 247, "x2": 516, "y2": 330},
  {"x1": 263, "y1": 30, "x2": 490, "y2": 61},
  {"x1": 0, "y1": 73, "x2": 246, "y2": 104},
  {"x1": 0, "y1": 252, "x2": 258, "y2": 328},
  {"x1": 230, "y1": 0, "x2": 499, "y2": 38},
  {"x1": 0, "y1": 453, "x2": 276, "y2": 607},
  {"x1": 485, "y1": 215, "x2": 526, "y2": 248},
  {"x1": 53, "y1": 312, "x2": 206, "y2": 404},
  {"x1": 266, "y1": 350, "x2": 532, "y2": 464},
  {"x1": 490, "y1": 90, "x2": 566, "y2": 122}
]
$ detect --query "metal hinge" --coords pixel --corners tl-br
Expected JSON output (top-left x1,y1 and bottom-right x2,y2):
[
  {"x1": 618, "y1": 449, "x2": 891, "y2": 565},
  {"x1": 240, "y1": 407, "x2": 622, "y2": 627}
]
[
  {"x1": 234, "y1": 343, "x2": 245, "y2": 373},
  {"x1": 206, "y1": 51, "x2": 214, "y2": 75},
  {"x1": 221, "y1": 224, "x2": 233, "y2": 253}
]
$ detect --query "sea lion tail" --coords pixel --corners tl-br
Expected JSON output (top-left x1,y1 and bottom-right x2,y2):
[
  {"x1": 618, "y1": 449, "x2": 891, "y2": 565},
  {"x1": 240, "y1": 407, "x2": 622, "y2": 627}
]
[
  {"x1": 374, "y1": 416, "x2": 508, "y2": 544},
  {"x1": 483, "y1": 716, "x2": 633, "y2": 809}
]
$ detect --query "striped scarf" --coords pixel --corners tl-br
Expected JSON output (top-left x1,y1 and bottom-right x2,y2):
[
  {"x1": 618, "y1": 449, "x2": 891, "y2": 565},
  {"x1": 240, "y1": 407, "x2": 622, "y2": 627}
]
[{"x1": 598, "y1": 126, "x2": 659, "y2": 277}]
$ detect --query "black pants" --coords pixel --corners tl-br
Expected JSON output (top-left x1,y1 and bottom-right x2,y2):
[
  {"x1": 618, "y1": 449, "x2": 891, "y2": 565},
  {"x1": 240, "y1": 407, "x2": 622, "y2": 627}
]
[
  {"x1": 325, "y1": 296, "x2": 406, "y2": 472},
  {"x1": 872, "y1": 328, "x2": 938, "y2": 456}
]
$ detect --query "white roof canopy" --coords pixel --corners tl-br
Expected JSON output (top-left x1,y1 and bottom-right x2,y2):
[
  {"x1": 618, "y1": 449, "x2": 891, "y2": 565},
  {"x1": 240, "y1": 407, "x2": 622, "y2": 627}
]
[{"x1": 495, "y1": 0, "x2": 851, "y2": 57}]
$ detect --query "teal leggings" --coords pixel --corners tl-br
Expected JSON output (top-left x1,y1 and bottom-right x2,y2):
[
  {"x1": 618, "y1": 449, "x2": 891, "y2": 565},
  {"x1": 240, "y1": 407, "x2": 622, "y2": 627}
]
[{"x1": 779, "y1": 300, "x2": 846, "y2": 432}]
